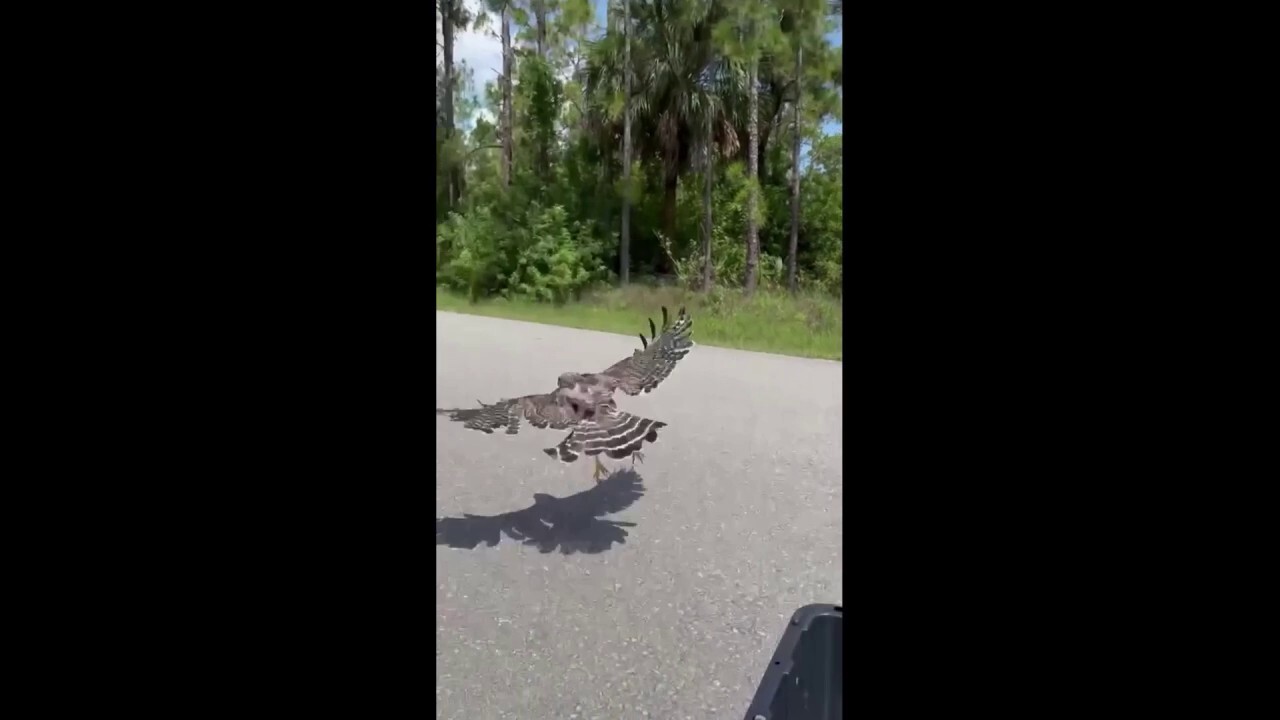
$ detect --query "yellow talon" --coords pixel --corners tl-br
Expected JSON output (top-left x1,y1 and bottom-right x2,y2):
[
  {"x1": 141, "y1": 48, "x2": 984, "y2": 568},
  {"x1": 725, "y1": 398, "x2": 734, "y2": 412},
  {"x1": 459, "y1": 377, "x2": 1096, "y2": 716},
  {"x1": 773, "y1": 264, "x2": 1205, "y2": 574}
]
[{"x1": 592, "y1": 456, "x2": 608, "y2": 483}]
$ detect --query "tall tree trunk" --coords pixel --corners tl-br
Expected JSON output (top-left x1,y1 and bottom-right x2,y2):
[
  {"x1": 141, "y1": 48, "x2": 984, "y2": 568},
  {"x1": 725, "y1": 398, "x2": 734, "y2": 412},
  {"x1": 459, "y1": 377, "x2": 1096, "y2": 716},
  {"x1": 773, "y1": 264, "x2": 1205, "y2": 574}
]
[
  {"x1": 441, "y1": 0, "x2": 457, "y2": 210},
  {"x1": 535, "y1": 3, "x2": 551, "y2": 179},
  {"x1": 661, "y1": 169, "x2": 677, "y2": 272},
  {"x1": 534, "y1": 1, "x2": 547, "y2": 58},
  {"x1": 739, "y1": 95, "x2": 779, "y2": 182},
  {"x1": 759, "y1": 93, "x2": 782, "y2": 178},
  {"x1": 702, "y1": 114, "x2": 714, "y2": 292},
  {"x1": 744, "y1": 58, "x2": 760, "y2": 295},
  {"x1": 501, "y1": 5, "x2": 513, "y2": 188},
  {"x1": 451, "y1": 160, "x2": 465, "y2": 209},
  {"x1": 787, "y1": 45, "x2": 802, "y2": 294},
  {"x1": 620, "y1": 0, "x2": 632, "y2": 286}
]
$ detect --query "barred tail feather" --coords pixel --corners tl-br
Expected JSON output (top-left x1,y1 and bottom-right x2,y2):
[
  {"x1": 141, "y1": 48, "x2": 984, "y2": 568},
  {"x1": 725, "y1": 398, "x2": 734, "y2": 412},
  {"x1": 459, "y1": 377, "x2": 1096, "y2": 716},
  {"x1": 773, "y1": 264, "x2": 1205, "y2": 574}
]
[{"x1": 542, "y1": 412, "x2": 666, "y2": 463}]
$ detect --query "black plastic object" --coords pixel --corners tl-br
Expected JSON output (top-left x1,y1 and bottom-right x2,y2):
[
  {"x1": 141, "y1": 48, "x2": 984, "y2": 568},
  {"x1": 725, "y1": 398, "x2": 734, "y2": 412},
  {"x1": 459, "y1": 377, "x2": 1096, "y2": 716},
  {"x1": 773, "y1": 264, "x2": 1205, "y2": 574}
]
[{"x1": 743, "y1": 603, "x2": 843, "y2": 720}]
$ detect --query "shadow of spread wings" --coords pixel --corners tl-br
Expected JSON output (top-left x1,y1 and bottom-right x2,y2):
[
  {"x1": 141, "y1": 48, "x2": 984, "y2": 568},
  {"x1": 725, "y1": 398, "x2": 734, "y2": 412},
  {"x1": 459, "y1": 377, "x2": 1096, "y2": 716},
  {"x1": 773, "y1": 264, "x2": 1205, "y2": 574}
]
[
  {"x1": 435, "y1": 468, "x2": 646, "y2": 554},
  {"x1": 436, "y1": 392, "x2": 576, "y2": 435},
  {"x1": 598, "y1": 305, "x2": 694, "y2": 395}
]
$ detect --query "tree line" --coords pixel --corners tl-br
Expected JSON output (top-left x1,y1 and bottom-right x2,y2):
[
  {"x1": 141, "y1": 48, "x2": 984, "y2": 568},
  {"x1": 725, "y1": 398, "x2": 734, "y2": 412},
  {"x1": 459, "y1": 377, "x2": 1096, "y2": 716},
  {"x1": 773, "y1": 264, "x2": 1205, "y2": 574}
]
[{"x1": 436, "y1": 0, "x2": 842, "y2": 302}]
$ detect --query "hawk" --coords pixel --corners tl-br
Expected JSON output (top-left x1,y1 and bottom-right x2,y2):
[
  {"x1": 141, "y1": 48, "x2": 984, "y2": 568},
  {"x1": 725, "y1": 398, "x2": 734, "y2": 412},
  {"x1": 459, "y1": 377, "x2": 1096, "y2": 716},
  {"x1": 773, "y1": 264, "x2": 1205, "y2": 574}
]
[{"x1": 436, "y1": 306, "x2": 695, "y2": 482}]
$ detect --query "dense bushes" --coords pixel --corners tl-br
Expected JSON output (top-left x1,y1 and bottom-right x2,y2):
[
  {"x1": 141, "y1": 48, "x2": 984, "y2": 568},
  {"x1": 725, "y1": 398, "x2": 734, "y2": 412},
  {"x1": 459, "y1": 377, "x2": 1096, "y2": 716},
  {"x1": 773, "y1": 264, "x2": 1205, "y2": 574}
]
[
  {"x1": 437, "y1": 203, "x2": 609, "y2": 303},
  {"x1": 437, "y1": 150, "x2": 842, "y2": 302}
]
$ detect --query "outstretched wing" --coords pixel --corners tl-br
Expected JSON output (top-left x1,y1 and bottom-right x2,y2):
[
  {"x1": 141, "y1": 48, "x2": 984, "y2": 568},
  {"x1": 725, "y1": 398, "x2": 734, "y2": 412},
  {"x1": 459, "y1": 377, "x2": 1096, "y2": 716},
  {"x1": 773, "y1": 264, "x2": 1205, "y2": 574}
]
[
  {"x1": 598, "y1": 306, "x2": 694, "y2": 395},
  {"x1": 437, "y1": 393, "x2": 575, "y2": 435},
  {"x1": 543, "y1": 407, "x2": 667, "y2": 463}
]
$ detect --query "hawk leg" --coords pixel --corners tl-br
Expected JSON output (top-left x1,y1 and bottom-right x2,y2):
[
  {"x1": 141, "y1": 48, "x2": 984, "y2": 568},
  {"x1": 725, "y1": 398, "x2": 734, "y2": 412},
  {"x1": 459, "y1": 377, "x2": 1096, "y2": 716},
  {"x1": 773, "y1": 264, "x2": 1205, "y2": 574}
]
[
  {"x1": 631, "y1": 451, "x2": 645, "y2": 466},
  {"x1": 592, "y1": 456, "x2": 609, "y2": 483}
]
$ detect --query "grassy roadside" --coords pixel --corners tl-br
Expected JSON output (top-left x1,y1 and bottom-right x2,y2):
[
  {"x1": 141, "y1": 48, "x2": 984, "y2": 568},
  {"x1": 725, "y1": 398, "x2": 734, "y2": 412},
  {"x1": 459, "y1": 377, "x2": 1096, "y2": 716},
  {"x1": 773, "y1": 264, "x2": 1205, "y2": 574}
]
[{"x1": 436, "y1": 285, "x2": 842, "y2": 361}]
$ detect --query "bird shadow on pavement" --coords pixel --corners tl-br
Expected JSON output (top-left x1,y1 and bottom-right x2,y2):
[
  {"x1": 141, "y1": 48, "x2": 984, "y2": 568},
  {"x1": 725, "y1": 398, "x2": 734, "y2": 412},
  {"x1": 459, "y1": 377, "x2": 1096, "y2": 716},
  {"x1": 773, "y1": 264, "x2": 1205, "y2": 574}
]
[{"x1": 436, "y1": 468, "x2": 645, "y2": 555}]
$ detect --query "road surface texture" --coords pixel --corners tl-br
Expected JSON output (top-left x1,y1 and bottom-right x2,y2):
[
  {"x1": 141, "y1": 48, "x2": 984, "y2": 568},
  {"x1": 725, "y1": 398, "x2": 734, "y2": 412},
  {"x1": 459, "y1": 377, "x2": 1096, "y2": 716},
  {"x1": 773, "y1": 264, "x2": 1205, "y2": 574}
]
[{"x1": 436, "y1": 311, "x2": 842, "y2": 719}]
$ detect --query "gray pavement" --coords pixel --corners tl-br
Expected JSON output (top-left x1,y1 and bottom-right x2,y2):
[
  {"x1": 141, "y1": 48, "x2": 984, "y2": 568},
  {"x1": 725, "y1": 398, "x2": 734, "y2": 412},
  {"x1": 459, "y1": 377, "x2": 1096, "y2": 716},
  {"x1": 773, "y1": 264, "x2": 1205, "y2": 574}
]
[{"x1": 436, "y1": 311, "x2": 842, "y2": 719}]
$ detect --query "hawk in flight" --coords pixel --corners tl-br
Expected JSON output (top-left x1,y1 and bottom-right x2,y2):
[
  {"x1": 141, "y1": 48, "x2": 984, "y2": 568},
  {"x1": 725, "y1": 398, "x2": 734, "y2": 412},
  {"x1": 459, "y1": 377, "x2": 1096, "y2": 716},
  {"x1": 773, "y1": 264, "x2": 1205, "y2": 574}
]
[{"x1": 437, "y1": 306, "x2": 695, "y2": 482}]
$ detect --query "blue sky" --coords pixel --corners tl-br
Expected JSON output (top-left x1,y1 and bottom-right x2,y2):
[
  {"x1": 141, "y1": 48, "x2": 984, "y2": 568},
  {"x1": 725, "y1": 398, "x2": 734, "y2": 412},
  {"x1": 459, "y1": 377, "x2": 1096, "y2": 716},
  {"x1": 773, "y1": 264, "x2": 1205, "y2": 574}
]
[{"x1": 452, "y1": 0, "x2": 841, "y2": 135}]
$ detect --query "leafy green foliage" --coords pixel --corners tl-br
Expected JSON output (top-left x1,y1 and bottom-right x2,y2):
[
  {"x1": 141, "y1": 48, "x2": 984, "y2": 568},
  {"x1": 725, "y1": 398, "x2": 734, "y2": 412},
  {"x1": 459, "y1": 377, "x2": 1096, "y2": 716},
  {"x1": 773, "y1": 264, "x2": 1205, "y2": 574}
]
[
  {"x1": 437, "y1": 203, "x2": 607, "y2": 304},
  {"x1": 436, "y1": 208, "x2": 504, "y2": 301},
  {"x1": 506, "y1": 203, "x2": 609, "y2": 302}
]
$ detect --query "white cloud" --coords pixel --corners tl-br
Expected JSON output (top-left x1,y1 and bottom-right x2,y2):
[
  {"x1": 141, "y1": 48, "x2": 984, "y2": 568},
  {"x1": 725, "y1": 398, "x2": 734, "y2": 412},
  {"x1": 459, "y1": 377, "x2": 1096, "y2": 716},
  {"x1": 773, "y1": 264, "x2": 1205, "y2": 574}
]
[
  {"x1": 453, "y1": 0, "x2": 503, "y2": 103},
  {"x1": 445, "y1": 0, "x2": 605, "y2": 131},
  {"x1": 436, "y1": 0, "x2": 502, "y2": 132}
]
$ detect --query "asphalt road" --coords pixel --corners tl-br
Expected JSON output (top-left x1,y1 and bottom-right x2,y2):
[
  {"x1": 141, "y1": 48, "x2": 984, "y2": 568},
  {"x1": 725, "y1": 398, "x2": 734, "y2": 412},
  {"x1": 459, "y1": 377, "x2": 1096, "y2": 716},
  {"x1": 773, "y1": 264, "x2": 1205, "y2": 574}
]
[{"x1": 436, "y1": 311, "x2": 842, "y2": 719}]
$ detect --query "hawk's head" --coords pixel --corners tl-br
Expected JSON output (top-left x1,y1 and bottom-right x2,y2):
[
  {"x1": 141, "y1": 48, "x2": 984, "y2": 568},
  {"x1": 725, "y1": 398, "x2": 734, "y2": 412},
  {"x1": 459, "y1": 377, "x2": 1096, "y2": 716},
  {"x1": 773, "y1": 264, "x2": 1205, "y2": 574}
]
[{"x1": 557, "y1": 372, "x2": 585, "y2": 388}]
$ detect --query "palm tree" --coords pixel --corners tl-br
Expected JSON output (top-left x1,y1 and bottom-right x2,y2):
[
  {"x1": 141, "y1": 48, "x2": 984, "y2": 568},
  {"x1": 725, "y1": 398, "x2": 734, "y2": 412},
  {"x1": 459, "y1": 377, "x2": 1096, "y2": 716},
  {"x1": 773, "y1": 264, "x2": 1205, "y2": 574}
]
[
  {"x1": 745, "y1": 48, "x2": 760, "y2": 294},
  {"x1": 787, "y1": 31, "x2": 802, "y2": 293},
  {"x1": 713, "y1": 0, "x2": 779, "y2": 294},
  {"x1": 585, "y1": 0, "x2": 738, "y2": 275},
  {"x1": 781, "y1": 0, "x2": 830, "y2": 293},
  {"x1": 691, "y1": 47, "x2": 742, "y2": 290},
  {"x1": 622, "y1": 0, "x2": 632, "y2": 284}
]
